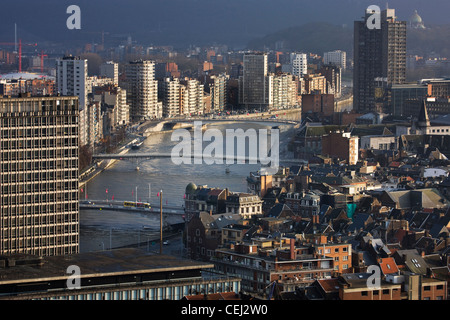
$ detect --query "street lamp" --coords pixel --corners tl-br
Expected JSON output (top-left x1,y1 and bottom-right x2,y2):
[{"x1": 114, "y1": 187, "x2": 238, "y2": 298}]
[
  {"x1": 160, "y1": 190, "x2": 163, "y2": 254},
  {"x1": 135, "y1": 186, "x2": 138, "y2": 205}
]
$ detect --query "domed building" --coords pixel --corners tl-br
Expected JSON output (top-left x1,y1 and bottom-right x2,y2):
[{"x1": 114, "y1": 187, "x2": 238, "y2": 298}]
[
  {"x1": 185, "y1": 182, "x2": 197, "y2": 196},
  {"x1": 410, "y1": 10, "x2": 426, "y2": 29}
]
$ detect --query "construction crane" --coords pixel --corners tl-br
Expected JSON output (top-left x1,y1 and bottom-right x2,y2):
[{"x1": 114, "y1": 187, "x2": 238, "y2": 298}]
[
  {"x1": 82, "y1": 31, "x2": 109, "y2": 47},
  {"x1": 38, "y1": 51, "x2": 48, "y2": 73},
  {"x1": 0, "y1": 39, "x2": 38, "y2": 72}
]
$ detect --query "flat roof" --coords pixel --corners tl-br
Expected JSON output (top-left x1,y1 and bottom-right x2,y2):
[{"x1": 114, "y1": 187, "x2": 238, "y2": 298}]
[{"x1": 0, "y1": 248, "x2": 213, "y2": 285}]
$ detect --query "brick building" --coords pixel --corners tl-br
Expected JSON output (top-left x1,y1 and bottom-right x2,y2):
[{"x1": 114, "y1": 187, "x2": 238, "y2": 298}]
[
  {"x1": 301, "y1": 94, "x2": 335, "y2": 117},
  {"x1": 321, "y1": 131, "x2": 359, "y2": 165}
]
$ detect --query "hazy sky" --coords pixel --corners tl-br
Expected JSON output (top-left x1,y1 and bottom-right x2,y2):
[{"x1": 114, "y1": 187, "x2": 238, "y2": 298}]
[{"x1": 0, "y1": 0, "x2": 449, "y2": 47}]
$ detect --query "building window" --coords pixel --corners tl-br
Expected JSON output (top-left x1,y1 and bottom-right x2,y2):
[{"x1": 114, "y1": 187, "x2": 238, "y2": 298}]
[{"x1": 361, "y1": 291, "x2": 368, "y2": 296}]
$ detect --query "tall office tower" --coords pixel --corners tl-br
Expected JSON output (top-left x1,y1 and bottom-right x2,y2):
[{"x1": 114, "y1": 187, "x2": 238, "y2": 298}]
[
  {"x1": 289, "y1": 53, "x2": 308, "y2": 78},
  {"x1": 353, "y1": 8, "x2": 407, "y2": 113},
  {"x1": 323, "y1": 50, "x2": 347, "y2": 70},
  {"x1": 99, "y1": 61, "x2": 119, "y2": 86},
  {"x1": 0, "y1": 95, "x2": 79, "y2": 256},
  {"x1": 239, "y1": 53, "x2": 273, "y2": 110},
  {"x1": 209, "y1": 74, "x2": 229, "y2": 112},
  {"x1": 122, "y1": 60, "x2": 159, "y2": 121},
  {"x1": 56, "y1": 56, "x2": 88, "y2": 146},
  {"x1": 161, "y1": 77, "x2": 181, "y2": 117}
]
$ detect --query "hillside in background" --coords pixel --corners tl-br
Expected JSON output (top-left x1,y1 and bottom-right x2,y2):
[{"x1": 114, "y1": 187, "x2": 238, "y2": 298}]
[
  {"x1": 247, "y1": 22, "x2": 353, "y2": 55},
  {"x1": 247, "y1": 23, "x2": 450, "y2": 59}
]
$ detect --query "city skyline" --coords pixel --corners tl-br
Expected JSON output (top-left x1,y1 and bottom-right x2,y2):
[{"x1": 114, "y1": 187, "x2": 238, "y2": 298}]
[
  {"x1": 0, "y1": 1, "x2": 449, "y2": 305},
  {"x1": 0, "y1": 0, "x2": 449, "y2": 49}
]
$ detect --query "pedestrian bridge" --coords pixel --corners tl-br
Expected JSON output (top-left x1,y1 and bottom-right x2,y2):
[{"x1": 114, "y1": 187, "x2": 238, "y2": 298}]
[
  {"x1": 168, "y1": 118, "x2": 300, "y2": 125},
  {"x1": 92, "y1": 152, "x2": 308, "y2": 165}
]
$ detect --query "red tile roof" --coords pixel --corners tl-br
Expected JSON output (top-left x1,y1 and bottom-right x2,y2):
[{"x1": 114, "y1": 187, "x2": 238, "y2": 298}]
[
  {"x1": 317, "y1": 278, "x2": 340, "y2": 293},
  {"x1": 379, "y1": 257, "x2": 399, "y2": 275}
]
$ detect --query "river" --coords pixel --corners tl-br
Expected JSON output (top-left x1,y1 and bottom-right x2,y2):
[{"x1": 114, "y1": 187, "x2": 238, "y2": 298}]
[{"x1": 79, "y1": 121, "x2": 297, "y2": 253}]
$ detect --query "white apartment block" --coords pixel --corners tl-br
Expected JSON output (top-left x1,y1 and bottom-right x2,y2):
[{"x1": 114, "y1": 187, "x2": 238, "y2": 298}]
[
  {"x1": 323, "y1": 50, "x2": 347, "y2": 70},
  {"x1": 86, "y1": 101, "x2": 103, "y2": 147},
  {"x1": 56, "y1": 56, "x2": 88, "y2": 146},
  {"x1": 209, "y1": 74, "x2": 229, "y2": 112},
  {"x1": 289, "y1": 53, "x2": 308, "y2": 78},
  {"x1": 86, "y1": 76, "x2": 115, "y2": 95},
  {"x1": 272, "y1": 73, "x2": 299, "y2": 109},
  {"x1": 161, "y1": 77, "x2": 181, "y2": 118},
  {"x1": 181, "y1": 78, "x2": 204, "y2": 116},
  {"x1": 122, "y1": 60, "x2": 159, "y2": 121}
]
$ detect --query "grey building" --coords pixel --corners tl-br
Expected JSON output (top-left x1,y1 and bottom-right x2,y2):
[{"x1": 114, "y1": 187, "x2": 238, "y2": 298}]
[
  {"x1": 353, "y1": 8, "x2": 407, "y2": 114},
  {"x1": 239, "y1": 53, "x2": 272, "y2": 110},
  {"x1": 0, "y1": 248, "x2": 241, "y2": 300},
  {"x1": 0, "y1": 95, "x2": 79, "y2": 256}
]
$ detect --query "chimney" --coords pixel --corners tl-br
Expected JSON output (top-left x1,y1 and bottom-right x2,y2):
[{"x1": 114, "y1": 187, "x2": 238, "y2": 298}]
[
  {"x1": 313, "y1": 214, "x2": 319, "y2": 224},
  {"x1": 290, "y1": 238, "x2": 295, "y2": 260}
]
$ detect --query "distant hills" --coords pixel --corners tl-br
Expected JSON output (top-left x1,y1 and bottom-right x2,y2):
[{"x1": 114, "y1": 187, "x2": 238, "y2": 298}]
[
  {"x1": 247, "y1": 22, "x2": 353, "y2": 55},
  {"x1": 247, "y1": 22, "x2": 450, "y2": 59}
]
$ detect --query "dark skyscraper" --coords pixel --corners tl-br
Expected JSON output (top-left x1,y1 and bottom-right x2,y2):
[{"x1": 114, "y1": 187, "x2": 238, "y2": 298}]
[{"x1": 353, "y1": 8, "x2": 407, "y2": 114}]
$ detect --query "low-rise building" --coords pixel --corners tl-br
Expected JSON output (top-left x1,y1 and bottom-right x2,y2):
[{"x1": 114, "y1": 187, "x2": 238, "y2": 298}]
[
  {"x1": 321, "y1": 131, "x2": 359, "y2": 165},
  {"x1": 213, "y1": 238, "x2": 335, "y2": 297},
  {"x1": 225, "y1": 193, "x2": 263, "y2": 219}
]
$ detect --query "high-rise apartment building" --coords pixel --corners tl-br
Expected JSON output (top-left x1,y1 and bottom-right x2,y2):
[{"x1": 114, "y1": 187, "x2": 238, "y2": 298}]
[
  {"x1": 0, "y1": 95, "x2": 79, "y2": 256},
  {"x1": 323, "y1": 50, "x2": 347, "y2": 70},
  {"x1": 209, "y1": 74, "x2": 229, "y2": 113},
  {"x1": 289, "y1": 53, "x2": 308, "y2": 78},
  {"x1": 180, "y1": 78, "x2": 204, "y2": 116},
  {"x1": 99, "y1": 61, "x2": 119, "y2": 86},
  {"x1": 122, "y1": 60, "x2": 159, "y2": 121},
  {"x1": 161, "y1": 77, "x2": 181, "y2": 117},
  {"x1": 56, "y1": 56, "x2": 88, "y2": 109},
  {"x1": 56, "y1": 56, "x2": 88, "y2": 146},
  {"x1": 239, "y1": 53, "x2": 273, "y2": 110},
  {"x1": 272, "y1": 74, "x2": 299, "y2": 109},
  {"x1": 353, "y1": 8, "x2": 406, "y2": 113}
]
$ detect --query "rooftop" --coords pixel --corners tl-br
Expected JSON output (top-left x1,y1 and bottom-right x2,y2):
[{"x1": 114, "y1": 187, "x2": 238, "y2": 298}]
[{"x1": 0, "y1": 248, "x2": 213, "y2": 285}]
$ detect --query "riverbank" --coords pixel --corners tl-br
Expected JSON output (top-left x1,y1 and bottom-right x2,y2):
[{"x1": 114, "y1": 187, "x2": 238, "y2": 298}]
[
  {"x1": 79, "y1": 136, "x2": 144, "y2": 188},
  {"x1": 79, "y1": 107, "x2": 302, "y2": 189}
]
